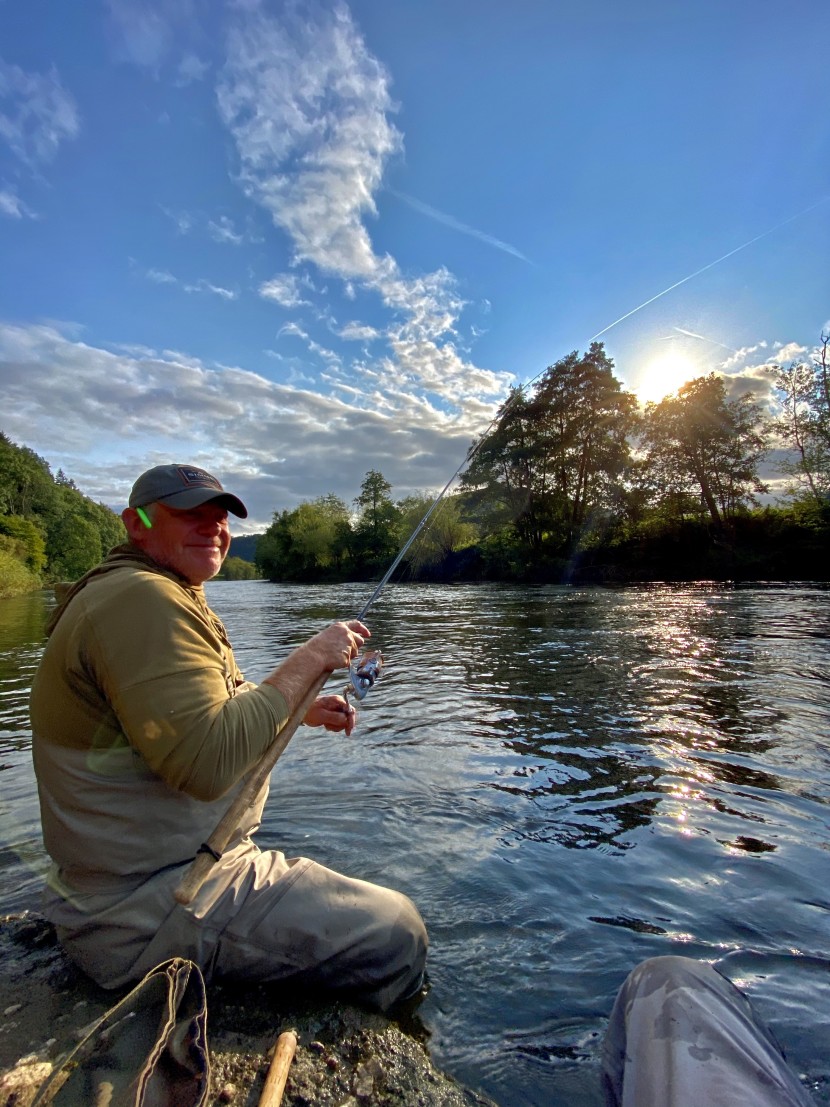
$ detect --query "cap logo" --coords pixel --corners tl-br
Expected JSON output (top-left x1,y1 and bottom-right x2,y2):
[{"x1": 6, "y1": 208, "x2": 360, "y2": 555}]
[{"x1": 174, "y1": 466, "x2": 223, "y2": 490}]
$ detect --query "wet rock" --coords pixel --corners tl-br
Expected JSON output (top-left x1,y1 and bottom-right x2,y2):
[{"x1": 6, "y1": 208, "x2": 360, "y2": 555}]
[
  {"x1": 0, "y1": 912, "x2": 497, "y2": 1107},
  {"x1": 0, "y1": 1059, "x2": 53, "y2": 1107}
]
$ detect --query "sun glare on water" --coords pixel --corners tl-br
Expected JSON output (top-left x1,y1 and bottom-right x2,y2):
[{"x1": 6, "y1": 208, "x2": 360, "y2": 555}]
[{"x1": 635, "y1": 350, "x2": 699, "y2": 404}]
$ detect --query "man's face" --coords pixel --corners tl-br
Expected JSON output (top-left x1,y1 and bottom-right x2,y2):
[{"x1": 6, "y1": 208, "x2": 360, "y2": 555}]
[{"x1": 137, "y1": 501, "x2": 231, "y2": 585}]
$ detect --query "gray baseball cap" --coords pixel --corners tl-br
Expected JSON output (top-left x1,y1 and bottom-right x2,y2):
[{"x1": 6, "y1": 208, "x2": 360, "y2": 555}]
[{"x1": 128, "y1": 464, "x2": 248, "y2": 518}]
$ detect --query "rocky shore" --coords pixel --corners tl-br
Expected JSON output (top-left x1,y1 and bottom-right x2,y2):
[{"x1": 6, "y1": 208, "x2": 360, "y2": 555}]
[{"x1": 0, "y1": 913, "x2": 496, "y2": 1107}]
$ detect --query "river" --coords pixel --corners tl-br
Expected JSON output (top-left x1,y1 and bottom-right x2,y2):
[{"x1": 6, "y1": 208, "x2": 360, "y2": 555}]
[{"x1": 1, "y1": 581, "x2": 829, "y2": 1105}]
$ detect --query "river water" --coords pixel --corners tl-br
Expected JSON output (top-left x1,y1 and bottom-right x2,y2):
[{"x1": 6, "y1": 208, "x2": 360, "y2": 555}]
[{"x1": 1, "y1": 581, "x2": 829, "y2": 1105}]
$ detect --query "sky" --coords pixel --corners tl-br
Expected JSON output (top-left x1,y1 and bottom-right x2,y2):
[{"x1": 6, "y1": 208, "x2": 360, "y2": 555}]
[{"x1": 1, "y1": 0, "x2": 829, "y2": 533}]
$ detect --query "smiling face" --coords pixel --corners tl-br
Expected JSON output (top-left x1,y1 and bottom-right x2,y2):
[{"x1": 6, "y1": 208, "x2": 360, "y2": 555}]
[{"x1": 124, "y1": 500, "x2": 231, "y2": 585}]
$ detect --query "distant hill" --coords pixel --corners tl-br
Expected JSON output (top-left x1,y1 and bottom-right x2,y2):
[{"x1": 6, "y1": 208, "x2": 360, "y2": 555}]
[{"x1": 229, "y1": 534, "x2": 262, "y2": 563}]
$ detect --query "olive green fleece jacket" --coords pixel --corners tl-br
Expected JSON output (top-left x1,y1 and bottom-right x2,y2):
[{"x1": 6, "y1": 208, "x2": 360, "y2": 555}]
[{"x1": 29, "y1": 544, "x2": 290, "y2": 898}]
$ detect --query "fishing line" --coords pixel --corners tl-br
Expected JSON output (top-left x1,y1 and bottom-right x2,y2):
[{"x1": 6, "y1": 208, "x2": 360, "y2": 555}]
[{"x1": 356, "y1": 195, "x2": 830, "y2": 622}]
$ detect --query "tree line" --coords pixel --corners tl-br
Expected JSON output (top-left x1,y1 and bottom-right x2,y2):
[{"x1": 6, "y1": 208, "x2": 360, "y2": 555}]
[
  {"x1": 0, "y1": 434, "x2": 263, "y2": 597},
  {"x1": 0, "y1": 433, "x2": 126, "y2": 598},
  {"x1": 256, "y1": 338, "x2": 830, "y2": 584},
  {"x1": 2, "y1": 335, "x2": 828, "y2": 598}
]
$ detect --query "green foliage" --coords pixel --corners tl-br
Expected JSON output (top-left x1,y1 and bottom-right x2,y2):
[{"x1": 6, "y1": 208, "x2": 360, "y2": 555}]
[
  {"x1": 0, "y1": 432, "x2": 58, "y2": 518},
  {"x1": 640, "y1": 374, "x2": 768, "y2": 528},
  {"x1": 0, "y1": 538, "x2": 42, "y2": 598},
  {"x1": 396, "y1": 493, "x2": 479, "y2": 571},
  {"x1": 219, "y1": 555, "x2": 259, "y2": 580},
  {"x1": 769, "y1": 334, "x2": 830, "y2": 503},
  {"x1": 461, "y1": 343, "x2": 638, "y2": 558},
  {"x1": 257, "y1": 494, "x2": 353, "y2": 581},
  {"x1": 0, "y1": 431, "x2": 125, "y2": 585},
  {"x1": 0, "y1": 514, "x2": 47, "y2": 572},
  {"x1": 46, "y1": 511, "x2": 103, "y2": 581},
  {"x1": 353, "y1": 470, "x2": 401, "y2": 570}
]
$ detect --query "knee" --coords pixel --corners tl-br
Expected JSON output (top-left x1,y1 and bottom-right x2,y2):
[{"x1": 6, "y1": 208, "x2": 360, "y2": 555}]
[
  {"x1": 623, "y1": 955, "x2": 714, "y2": 997},
  {"x1": 370, "y1": 893, "x2": 428, "y2": 1009},
  {"x1": 388, "y1": 893, "x2": 428, "y2": 974}
]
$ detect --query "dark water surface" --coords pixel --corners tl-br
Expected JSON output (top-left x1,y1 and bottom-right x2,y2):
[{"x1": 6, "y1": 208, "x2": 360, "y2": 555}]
[{"x1": 2, "y1": 581, "x2": 829, "y2": 1105}]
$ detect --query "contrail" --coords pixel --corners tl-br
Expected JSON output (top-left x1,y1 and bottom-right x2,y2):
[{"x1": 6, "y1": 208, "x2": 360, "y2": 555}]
[
  {"x1": 391, "y1": 189, "x2": 533, "y2": 264},
  {"x1": 589, "y1": 196, "x2": 829, "y2": 342},
  {"x1": 664, "y1": 327, "x2": 737, "y2": 353}
]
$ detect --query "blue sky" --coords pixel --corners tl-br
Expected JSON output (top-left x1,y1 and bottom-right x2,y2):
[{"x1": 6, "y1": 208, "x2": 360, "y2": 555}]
[{"x1": 1, "y1": 0, "x2": 828, "y2": 532}]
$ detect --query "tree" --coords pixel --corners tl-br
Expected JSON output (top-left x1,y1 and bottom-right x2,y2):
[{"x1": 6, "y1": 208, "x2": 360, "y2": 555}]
[
  {"x1": 461, "y1": 344, "x2": 638, "y2": 556},
  {"x1": 0, "y1": 539, "x2": 41, "y2": 598},
  {"x1": 395, "y1": 493, "x2": 479, "y2": 571},
  {"x1": 770, "y1": 333, "x2": 830, "y2": 505},
  {"x1": 43, "y1": 484, "x2": 125, "y2": 580},
  {"x1": 641, "y1": 374, "x2": 768, "y2": 528},
  {"x1": 353, "y1": 470, "x2": 401, "y2": 569},
  {"x1": 0, "y1": 432, "x2": 58, "y2": 518},
  {"x1": 47, "y1": 511, "x2": 103, "y2": 581},
  {"x1": 0, "y1": 514, "x2": 47, "y2": 573},
  {"x1": 256, "y1": 495, "x2": 352, "y2": 580},
  {"x1": 220, "y1": 555, "x2": 259, "y2": 580}
]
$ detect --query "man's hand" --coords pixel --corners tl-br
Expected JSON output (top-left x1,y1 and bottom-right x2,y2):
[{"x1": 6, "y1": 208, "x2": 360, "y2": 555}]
[
  {"x1": 262, "y1": 620, "x2": 370, "y2": 719},
  {"x1": 304, "y1": 694, "x2": 357, "y2": 735},
  {"x1": 306, "y1": 620, "x2": 370, "y2": 672}
]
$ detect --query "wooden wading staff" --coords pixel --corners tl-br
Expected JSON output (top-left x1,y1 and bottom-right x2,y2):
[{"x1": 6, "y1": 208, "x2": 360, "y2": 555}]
[
  {"x1": 174, "y1": 671, "x2": 329, "y2": 906},
  {"x1": 258, "y1": 1030, "x2": 298, "y2": 1107}
]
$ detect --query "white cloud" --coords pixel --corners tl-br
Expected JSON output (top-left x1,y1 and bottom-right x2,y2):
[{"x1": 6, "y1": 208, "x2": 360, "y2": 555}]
[
  {"x1": 183, "y1": 279, "x2": 237, "y2": 301},
  {"x1": 276, "y1": 319, "x2": 340, "y2": 365},
  {"x1": 159, "y1": 205, "x2": 195, "y2": 234},
  {"x1": 105, "y1": 0, "x2": 173, "y2": 69},
  {"x1": 146, "y1": 267, "x2": 177, "y2": 284},
  {"x1": 208, "y1": 214, "x2": 245, "y2": 245},
  {"x1": 770, "y1": 341, "x2": 808, "y2": 364},
  {"x1": 338, "y1": 321, "x2": 380, "y2": 342},
  {"x1": 259, "y1": 274, "x2": 310, "y2": 308},
  {"x1": 214, "y1": 3, "x2": 519, "y2": 417},
  {"x1": 144, "y1": 266, "x2": 237, "y2": 299},
  {"x1": 720, "y1": 341, "x2": 769, "y2": 371},
  {"x1": 277, "y1": 321, "x2": 308, "y2": 340},
  {"x1": 0, "y1": 186, "x2": 35, "y2": 218},
  {"x1": 0, "y1": 59, "x2": 79, "y2": 167},
  {"x1": 0, "y1": 321, "x2": 490, "y2": 530},
  {"x1": 176, "y1": 52, "x2": 210, "y2": 85},
  {"x1": 217, "y1": 1, "x2": 402, "y2": 282}
]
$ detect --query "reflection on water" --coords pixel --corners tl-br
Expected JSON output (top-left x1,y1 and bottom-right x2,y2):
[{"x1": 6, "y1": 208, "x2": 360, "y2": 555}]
[
  {"x1": 0, "y1": 590, "x2": 51, "y2": 911},
  {"x1": 1, "y1": 582, "x2": 829, "y2": 1105}
]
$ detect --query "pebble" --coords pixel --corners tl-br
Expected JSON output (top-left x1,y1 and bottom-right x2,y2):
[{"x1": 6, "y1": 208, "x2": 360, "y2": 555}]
[
  {"x1": 3, "y1": 1005, "x2": 22, "y2": 1017},
  {"x1": 0, "y1": 1059, "x2": 53, "y2": 1097},
  {"x1": 218, "y1": 1082, "x2": 237, "y2": 1102},
  {"x1": 353, "y1": 1058, "x2": 383, "y2": 1100}
]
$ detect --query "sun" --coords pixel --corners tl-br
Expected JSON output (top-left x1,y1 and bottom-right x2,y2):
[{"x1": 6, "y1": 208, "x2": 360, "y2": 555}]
[{"x1": 635, "y1": 350, "x2": 699, "y2": 404}]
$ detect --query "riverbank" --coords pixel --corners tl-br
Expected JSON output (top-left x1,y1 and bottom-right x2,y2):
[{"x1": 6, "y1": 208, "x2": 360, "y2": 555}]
[{"x1": 0, "y1": 912, "x2": 495, "y2": 1107}]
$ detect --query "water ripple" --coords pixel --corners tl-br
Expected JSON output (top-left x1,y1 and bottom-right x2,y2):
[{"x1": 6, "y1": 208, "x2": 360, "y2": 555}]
[{"x1": 2, "y1": 582, "x2": 829, "y2": 1105}]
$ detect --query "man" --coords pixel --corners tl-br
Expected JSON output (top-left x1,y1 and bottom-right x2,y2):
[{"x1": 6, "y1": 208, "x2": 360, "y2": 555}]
[{"x1": 30, "y1": 464, "x2": 427, "y2": 1011}]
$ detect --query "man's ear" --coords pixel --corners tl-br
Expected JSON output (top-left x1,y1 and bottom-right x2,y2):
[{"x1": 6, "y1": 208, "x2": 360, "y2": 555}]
[{"x1": 122, "y1": 507, "x2": 149, "y2": 542}]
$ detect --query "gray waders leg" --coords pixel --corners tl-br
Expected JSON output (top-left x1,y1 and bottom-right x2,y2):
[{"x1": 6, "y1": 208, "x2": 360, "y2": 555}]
[{"x1": 601, "y1": 956, "x2": 815, "y2": 1107}]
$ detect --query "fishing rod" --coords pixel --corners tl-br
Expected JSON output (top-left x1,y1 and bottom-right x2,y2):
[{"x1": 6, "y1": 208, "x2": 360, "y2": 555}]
[{"x1": 175, "y1": 197, "x2": 827, "y2": 905}]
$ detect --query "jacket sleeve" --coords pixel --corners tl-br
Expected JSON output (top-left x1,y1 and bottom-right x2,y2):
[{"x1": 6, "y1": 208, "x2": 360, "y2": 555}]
[{"x1": 82, "y1": 573, "x2": 291, "y2": 800}]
